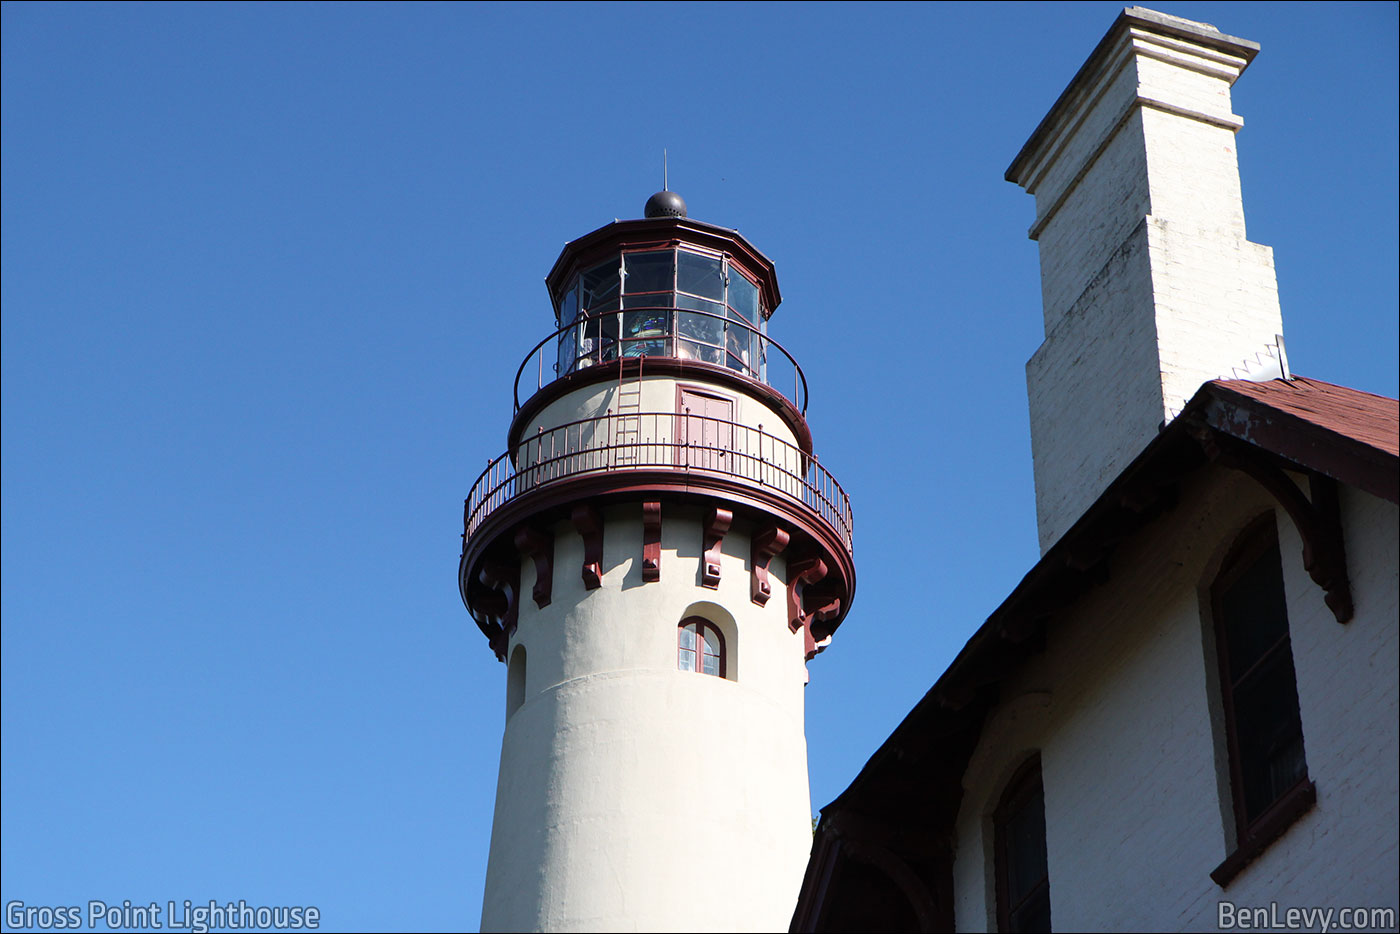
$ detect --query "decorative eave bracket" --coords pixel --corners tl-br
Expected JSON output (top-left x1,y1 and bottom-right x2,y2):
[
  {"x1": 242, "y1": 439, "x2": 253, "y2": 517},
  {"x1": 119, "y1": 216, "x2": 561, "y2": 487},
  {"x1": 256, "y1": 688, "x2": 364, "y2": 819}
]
[
  {"x1": 478, "y1": 558, "x2": 521, "y2": 659},
  {"x1": 571, "y1": 503, "x2": 604, "y2": 590},
  {"x1": 788, "y1": 554, "x2": 841, "y2": 659},
  {"x1": 701, "y1": 506, "x2": 732, "y2": 589},
  {"x1": 1188, "y1": 423, "x2": 1353, "y2": 623},
  {"x1": 642, "y1": 502, "x2": 662, "y2": 582},
  {"x1": 514, "y1": 525, "x2": 554, "y2": 609},
  {"x1": 750, "y1": 522, "x2": 790, "y2": 606}
]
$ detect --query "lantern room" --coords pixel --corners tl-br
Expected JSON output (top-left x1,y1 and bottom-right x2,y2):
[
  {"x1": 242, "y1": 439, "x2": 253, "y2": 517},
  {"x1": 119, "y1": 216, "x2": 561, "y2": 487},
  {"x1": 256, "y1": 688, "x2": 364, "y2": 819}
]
[
  {"x1": 536, "y1": 192, "x2": 791, "y2": 406},
  {"x1": 551, "y1": 244, "x2": 767, "y2": 378}
]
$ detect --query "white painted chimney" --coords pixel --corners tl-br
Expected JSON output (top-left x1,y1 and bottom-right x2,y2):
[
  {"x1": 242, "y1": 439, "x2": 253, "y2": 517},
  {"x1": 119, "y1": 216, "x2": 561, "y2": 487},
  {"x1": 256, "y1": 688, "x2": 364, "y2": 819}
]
[{"x1": 1008, "y1": 7, "x2": 1286, "y2": 553}]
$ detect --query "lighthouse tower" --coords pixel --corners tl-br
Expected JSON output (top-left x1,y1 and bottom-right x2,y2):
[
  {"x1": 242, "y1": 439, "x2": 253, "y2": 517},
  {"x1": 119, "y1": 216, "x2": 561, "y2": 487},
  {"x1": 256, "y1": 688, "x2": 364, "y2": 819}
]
[{"x1": 459, "y1": 191, "x2": 856, "y2": 932}]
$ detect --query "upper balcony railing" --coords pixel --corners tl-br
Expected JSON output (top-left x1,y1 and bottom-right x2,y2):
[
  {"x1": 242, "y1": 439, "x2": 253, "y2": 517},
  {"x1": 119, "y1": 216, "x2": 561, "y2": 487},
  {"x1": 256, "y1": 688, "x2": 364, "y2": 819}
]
[
  {"x1": 513, "y1": 308, "x2": 809, "y2": 414},
  {"x1": 463, "y1": 411, "x2": 852, "y2": 554}
]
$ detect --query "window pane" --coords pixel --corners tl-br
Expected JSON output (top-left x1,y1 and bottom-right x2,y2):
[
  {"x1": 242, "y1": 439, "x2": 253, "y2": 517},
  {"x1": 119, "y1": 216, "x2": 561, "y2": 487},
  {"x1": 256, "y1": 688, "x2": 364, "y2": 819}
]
[
  {"x1": 623, "y1": 292, "x2": 673, "y2": 309},
  {"x1": 676, "y1": 338, "x2": 725, "y2": 366},
  {"x1": 561, "y1": 284, "x2": 579, "y2": 320},
  {"x1": 676, "y1": 293, "x2": 723, "y2": 315},
  {"x1": 678, "y1": 647, "x2": 696, "y2": 671},
  {"x1": 581, "y1": 260, "x2": 619, "y2": 312},
  {"x1": 677, "y1": 251, "x2": 723, "y2": 300},
  {"x1": 1233, "y1": 646, "x2": 1306, "y2": 823},
  {"x1": 702, "y1": 627, "x2": 719, "y2": 656},
  {"x1": 677, "y1": 311, "x2": 724, "y2": 346},
  {"x1": 1009, "y1": 884, "x2": 1052, "y2": 934},
  {"x1": 1005, "y1": 790, "x2": 1048, "y2": 905},
  {"x1": 679, "y1": 627, "x2": 696, "y2": 650},
  {"x1": 726, "y1": 312, "x2": 755, "y2": 373},
  {"x1": 1221, "y1": 540, "x2": 1291, "y2": 682},
  {"x1": 624, "y1": 310, "x2": 669, "y2": 339},
  {"x1": 622, "y1": 339, "x2": 667, "y2": 358},
  {"x1": 702, "y1": 653, "x2": 719, "y2": 676},
  {"x1": 623, "y1": 250, "x2": 674, "y2": 295},
  {"x1": 557, "y1": 331, "x2": 572, "y2": 375},
  {"x1": 727, "y1": 269, "x2": 759, "y2": 322}
]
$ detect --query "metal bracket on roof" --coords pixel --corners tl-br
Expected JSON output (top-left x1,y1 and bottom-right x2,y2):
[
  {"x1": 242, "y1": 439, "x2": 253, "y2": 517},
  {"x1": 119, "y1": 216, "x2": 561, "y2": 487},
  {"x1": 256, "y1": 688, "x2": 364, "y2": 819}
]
[{"x1": 1187, "y1": 424, "x2": 1353, "y2": 623}]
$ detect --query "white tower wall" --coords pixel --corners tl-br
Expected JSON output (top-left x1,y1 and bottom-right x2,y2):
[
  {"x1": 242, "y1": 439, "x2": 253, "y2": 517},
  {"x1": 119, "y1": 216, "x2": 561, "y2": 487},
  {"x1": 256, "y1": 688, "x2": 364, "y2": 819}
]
[
  {"x1": 1008, "y1": 8, "x2": 1285, "y2": 552},
  {"x1": 480, "y1": 505, "x2": 814, "y2": 933}
]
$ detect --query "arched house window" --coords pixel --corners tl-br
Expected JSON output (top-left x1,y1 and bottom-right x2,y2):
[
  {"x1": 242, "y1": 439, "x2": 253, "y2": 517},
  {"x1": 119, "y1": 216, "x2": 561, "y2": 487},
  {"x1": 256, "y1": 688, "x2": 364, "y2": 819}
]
[
  {"x1": 677, "y1": 617, "x2": 725, "y2": 678},
  {"x1": 994, "y1": 755, "x2": 1051, "y2": 933},
  {"x1": 1208, "y1": 516, "x2": 1315, "y2": 885}
]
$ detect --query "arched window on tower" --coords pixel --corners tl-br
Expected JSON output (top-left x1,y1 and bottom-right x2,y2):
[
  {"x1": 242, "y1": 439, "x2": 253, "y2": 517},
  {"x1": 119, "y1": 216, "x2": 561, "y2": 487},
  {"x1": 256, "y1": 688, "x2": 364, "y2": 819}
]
[
  {"x1": 994, "y1": 755, "x2": 1051, "y2": 933},
  {"x1": 677, "y1": 617, "x2": 725, "y2": 678}
]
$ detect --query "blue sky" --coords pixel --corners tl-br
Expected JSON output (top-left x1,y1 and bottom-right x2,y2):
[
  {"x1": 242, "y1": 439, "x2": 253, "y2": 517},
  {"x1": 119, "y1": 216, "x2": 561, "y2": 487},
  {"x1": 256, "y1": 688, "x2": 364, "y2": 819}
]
[{"x1": 2, "y1": 2, "x2": 1395, "y2": 931}]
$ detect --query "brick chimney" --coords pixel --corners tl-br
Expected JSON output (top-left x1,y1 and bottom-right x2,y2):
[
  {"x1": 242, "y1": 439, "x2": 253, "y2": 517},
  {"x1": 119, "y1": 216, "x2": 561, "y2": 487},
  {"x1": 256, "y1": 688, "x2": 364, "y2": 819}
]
[{"x1": 1008, "y1": 7, "x2": 1285, "y2": 553}]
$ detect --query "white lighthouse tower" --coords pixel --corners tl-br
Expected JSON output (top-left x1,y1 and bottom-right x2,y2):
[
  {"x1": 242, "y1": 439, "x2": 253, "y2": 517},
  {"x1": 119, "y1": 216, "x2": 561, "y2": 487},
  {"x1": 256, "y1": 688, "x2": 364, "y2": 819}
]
[{"x1": 459, "y1": 191, "x2": 856, "y2": 933}]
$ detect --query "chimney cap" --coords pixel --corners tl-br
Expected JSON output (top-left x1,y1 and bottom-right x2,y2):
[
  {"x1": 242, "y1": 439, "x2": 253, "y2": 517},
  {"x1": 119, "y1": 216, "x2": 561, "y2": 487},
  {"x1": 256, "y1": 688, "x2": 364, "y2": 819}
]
[{"x1": 1005, "y1": 6, "x2": 1260, "y2": 186}]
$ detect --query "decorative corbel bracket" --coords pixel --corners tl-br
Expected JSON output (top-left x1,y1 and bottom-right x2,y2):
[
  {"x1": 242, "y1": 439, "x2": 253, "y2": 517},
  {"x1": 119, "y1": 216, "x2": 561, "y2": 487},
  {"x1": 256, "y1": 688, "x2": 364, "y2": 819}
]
[
  {"x1": 478, "y1": 557, "x2": 521, "y2": 652},
  {"x1": 469, "y1": 597, "x2": 507, "y2": 661},
  {"x1": 750, "y1": 523, "x2": 790, "y2": 606},
  {"x1": 784, "y1": 551, "x2": 823, "y2": 638},
  {"x1": 642, "y1": 502, "x2": 662, "y2": 582},
  {"x1": 571, "y1": 504, "x2": 604, "y2": 590},
  {"x1": 513, "y1": 525, "x2": 554, "y2": 609},
  {"x1": 803, "y1": 597, "x2": 842, "y2": 660},
  {"x1": 1189, "y1": 423, "x2": 1353, "y2": 623},
  {"x1": 701, "y1": 506, "x2": 733, "y2": 589}
]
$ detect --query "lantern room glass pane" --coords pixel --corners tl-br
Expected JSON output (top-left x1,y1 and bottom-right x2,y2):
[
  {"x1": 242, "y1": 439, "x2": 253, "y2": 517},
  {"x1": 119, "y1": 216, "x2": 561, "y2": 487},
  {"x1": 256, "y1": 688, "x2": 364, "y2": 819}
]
[
  {"x1": 727, "y1": 269, "x2": 759, "y2": 322},
  {"x1": 677, "y1": 339, "x2": 725, "y2": 366},
  {"x1": 623, "y1": 339, "x2": 667, "y2": 358},
  {"x1": 577, "y1": 313, "x2": 618, "y2": 367},
  {"x1": 581, "y1": 260, "x2": 620, "y2": 313},
  {"x1": 677, "y1": 311, "x2": 724, "y2": 346},
  {"x1": 676, "y1": 293, "x2": 722, "y2": 314},
  {"x1": 558, "y1": 326, "x2": 577, "y2": 375},
  {"x1": 558, "y1": 285, "x2": 578, "y2": 325},
  {"x1": 624, "y1": 310, "x2": 669, "y2": 340},
  {"x1": 726, "y1": 310, "x2": 755, "y2": 374},
  {"x1": 556, "y1": 286, "x2": 580, "y2": 375},
  {"x1": 623, "y1": 292, "x2": 673, "y2": 309},
  {"x1": 677, "y1": 251, "x2": 724, "y2": 300},
  {"x1": 623, "y1": 250, "x2": 674, "y2": 296}
]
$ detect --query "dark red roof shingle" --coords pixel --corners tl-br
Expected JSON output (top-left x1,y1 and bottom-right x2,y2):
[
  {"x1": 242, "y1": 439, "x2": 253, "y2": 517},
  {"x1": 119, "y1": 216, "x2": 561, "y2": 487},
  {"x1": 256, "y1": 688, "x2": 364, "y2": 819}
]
[{"x1": 1209, "y1": 376, "x2": 1399, "y2": 458}]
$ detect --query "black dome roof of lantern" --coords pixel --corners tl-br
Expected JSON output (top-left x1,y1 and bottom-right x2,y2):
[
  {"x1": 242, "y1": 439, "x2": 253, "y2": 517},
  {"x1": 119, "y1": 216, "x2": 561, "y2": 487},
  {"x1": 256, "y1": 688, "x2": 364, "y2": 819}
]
[{"x1": 643, "y1": 190, "x2": 687, "y2": 219}]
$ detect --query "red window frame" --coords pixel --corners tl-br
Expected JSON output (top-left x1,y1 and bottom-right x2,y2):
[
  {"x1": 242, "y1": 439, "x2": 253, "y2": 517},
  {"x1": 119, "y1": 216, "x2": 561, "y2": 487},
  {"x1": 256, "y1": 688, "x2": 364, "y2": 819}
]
[{"x1": 677, "y1": 617, "x2": 726, "y2": 678}]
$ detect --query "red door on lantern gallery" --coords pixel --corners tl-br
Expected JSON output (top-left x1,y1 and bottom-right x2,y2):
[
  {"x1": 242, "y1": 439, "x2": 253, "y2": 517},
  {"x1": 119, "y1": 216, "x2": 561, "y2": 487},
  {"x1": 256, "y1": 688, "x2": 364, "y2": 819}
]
[{"x1": 677, "y1": 387, "x2": 733, "y2": 472}]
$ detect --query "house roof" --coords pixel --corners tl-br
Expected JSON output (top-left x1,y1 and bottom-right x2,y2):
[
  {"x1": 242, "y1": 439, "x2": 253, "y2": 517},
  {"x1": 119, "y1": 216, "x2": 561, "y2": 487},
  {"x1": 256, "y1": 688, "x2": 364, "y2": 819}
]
[
  {"x1": 793, "y1": 375, "x2": 1398, "y2": 928},
  {"x1": 1211, "y1": 377, "x2": 1399, "y2": 456}
]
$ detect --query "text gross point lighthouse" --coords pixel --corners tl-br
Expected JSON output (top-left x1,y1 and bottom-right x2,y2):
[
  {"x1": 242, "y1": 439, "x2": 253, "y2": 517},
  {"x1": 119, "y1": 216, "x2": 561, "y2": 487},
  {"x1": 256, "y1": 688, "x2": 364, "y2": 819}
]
[{"x1": 460, "y1": 192, "x2": 856, "y2": 932}]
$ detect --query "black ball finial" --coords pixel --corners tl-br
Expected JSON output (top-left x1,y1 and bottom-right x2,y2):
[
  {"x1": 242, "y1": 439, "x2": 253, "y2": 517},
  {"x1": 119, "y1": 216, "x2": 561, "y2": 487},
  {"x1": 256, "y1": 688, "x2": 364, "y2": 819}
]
[{"x1": 644, "y1": 190, "x2": 687, "y2": 219}]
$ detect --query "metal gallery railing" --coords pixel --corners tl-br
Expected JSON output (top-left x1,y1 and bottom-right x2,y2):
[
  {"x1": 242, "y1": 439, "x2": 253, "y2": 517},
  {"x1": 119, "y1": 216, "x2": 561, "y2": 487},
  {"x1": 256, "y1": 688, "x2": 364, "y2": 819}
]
[
  {"x1": 463, "y1": 412, "x2": 852, "y2": 553},
  {"x1": 512, "y1": 307, "x2": 810, "y2": 413}
]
